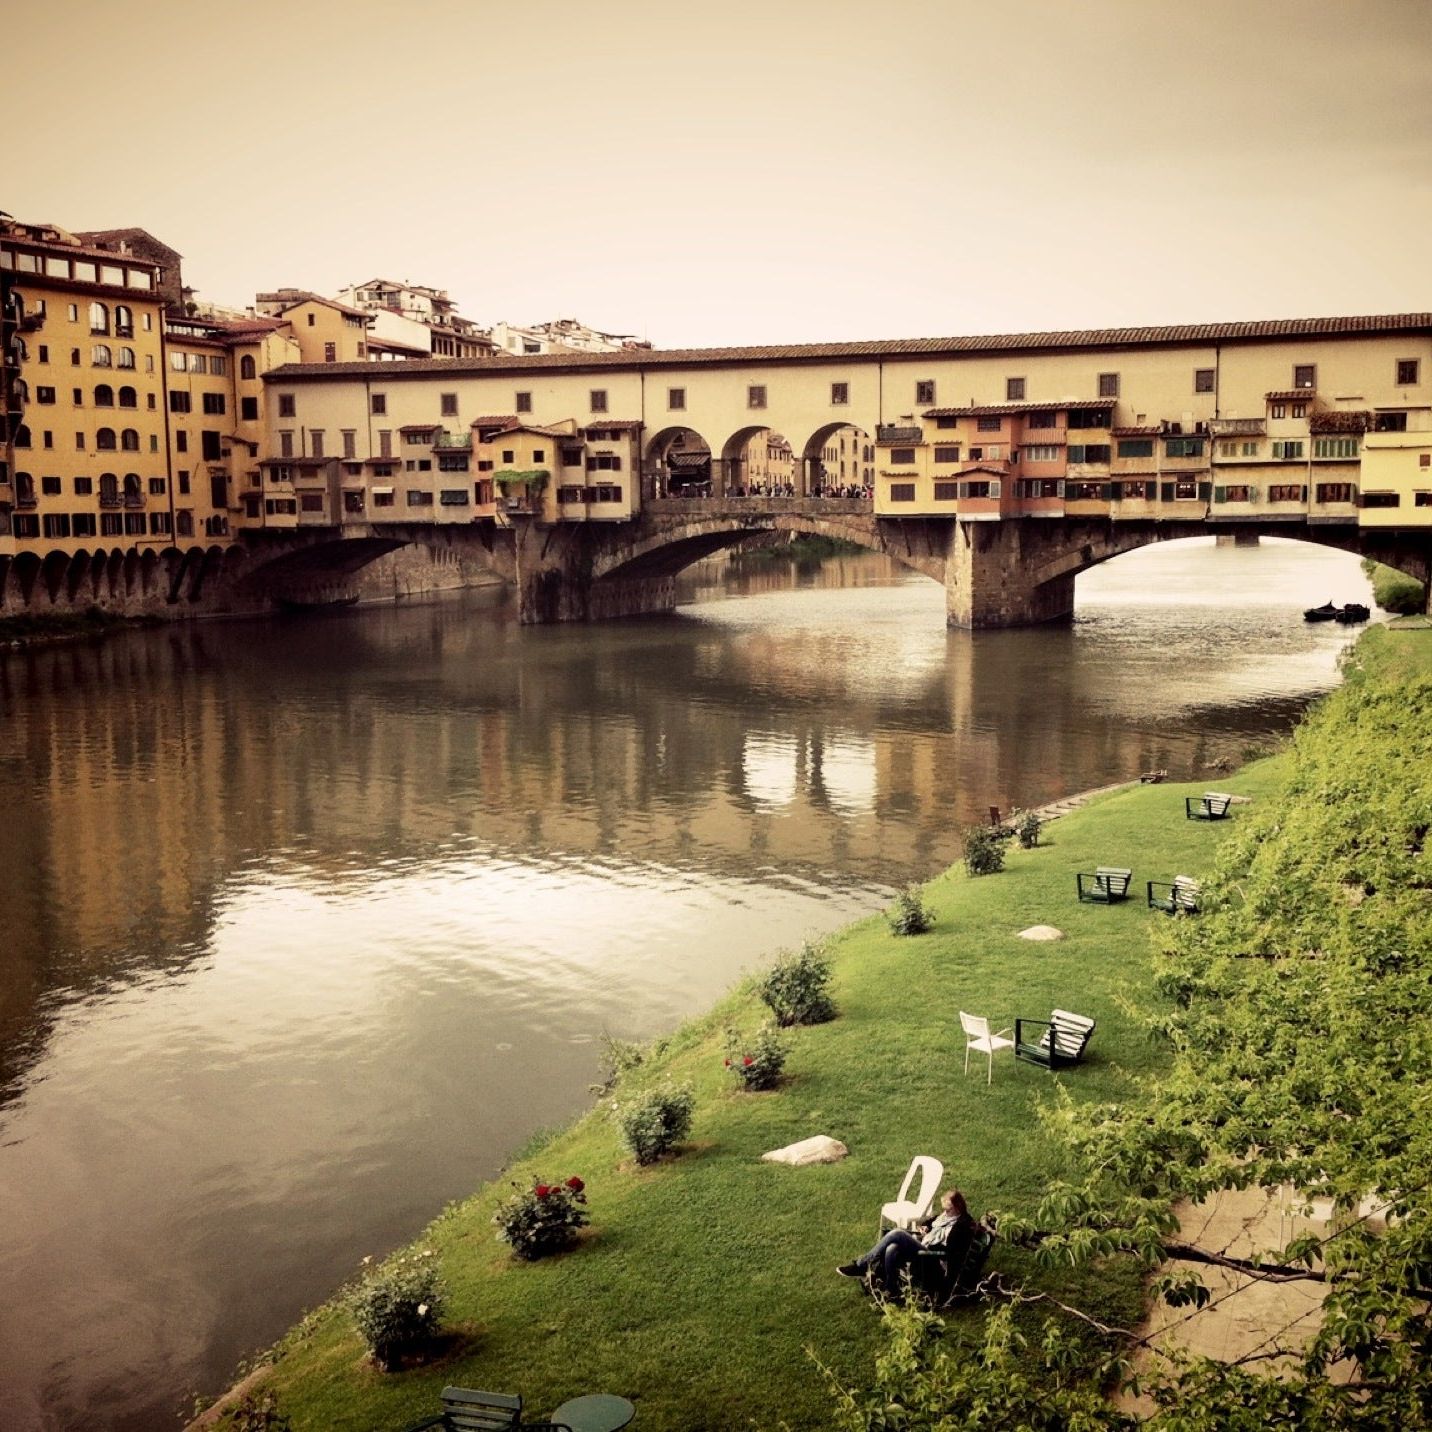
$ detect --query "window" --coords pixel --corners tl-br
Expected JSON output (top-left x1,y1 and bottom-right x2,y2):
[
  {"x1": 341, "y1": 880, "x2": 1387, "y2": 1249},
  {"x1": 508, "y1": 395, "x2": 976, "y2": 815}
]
[
  {"x1": 933, "y1": 445, "x2": 962, "y2": 463},
  {"x1": 187, "y1": 354, "x2": 206, "y2": 374},
  {"x1": 438, "y1": 455, "x2": 469, "y2": 471},
  {"x1": 1268, "y1": 484, "x2": 1305, "y2": 502},
  {"x1": 1374, "y1": 412, "x2": 1408, "y2": 432},
  {"x1": 1397, "y1": 359, "x2": 1420, "y2": 385},
  {"x1": 1194, "y1": 368, "x2": 1215, "y2": 393},
  {"x1": 323, "y1": 342, "x2": 336, "y2": 363},
  {"x1": 1316, "y1": 483, "x2": 1355, "y2": 503},
  {"x1": 661, "y1": 386, "x2": 685, "y2": 411},
  {"x1": 439, "y1": 488, "x2": 471, "y2": 506},
  {"x1": 120, "y1": 428, "x2": 140, "y2": 451},
  {"x1": 41, "y1": 475, "x2": 62, "y2": 495},
  {"x1": 148, "y1": 477, "x2": 166, "y2": 495},
  {"x1": 1313, "y1": 437, "x2": 1358, "y2": 459},
  {"x1": 586, "y1": 389, "x2": 608, "y2": 413},
  {"x1": 1271, "y1": 440, "x2": 1305, "y2": 460},
  {"x1": 70, "y1": 349, "x2": 81, "y2": 366},
  {"x1": 202, "y1": 392, "x2": 226, "y2": 415},
  {"x1": 558, "y1": 485, "x2": 584, "y2": 504},
  {"x1": 371, "y1": 393, "x2": 387, "y2": 415},
  {"x1": 1005, "y1": 377, "x2": 1025, "y2": 401},
  {"x1": 1165, "y1": 437, "x2": 1204, "y2": 458},
  {"x1": 440, "y1": 392, "x2": 458, "y2": 416},
  {"x1": 176, "y1": 430, "x2": 187, "y2": 453},
  {"x1": 36, "y1": 385, "x2": 56, "y2": 405},
  {"x1": 1067, "y1": 407, "x2": 1110, "y2": 429},
  {"x1": 169, "y1": 391, "x2": 191, "y2": 414},
  {"x1": 38, "y1": 345, "x2": 48, "y2": 364},
  {"x1": 747, "y1": 385, "x2": 766, "y2": 409},
  {"x1": 378, "y1": 430, "x2": 392, "y2": 457},
  {"x1": 1067, "y1": 443, "x2": 1111, "y2": 463},
  {"x1": 118, "y1": 386, "x2": 136, "y2": 408},
  {"x1": 1119, "y1": 480, "x2": 1153, "y2": 500},
  {"x1": 831, "y1": 382, "x2": 849, "y2": 405},
  {"x1": 914, "y1": 380, "x2": 935, "y2": 405},
  {"x1": 1025, "y1": 410, "x2": 1056, "y2": 430},
  {"x1": 501, "y1": 449, "x2": 515, "y2": 464},
  {"x1": 342, "y1": 430, "x2": 356, "y2": 459},
  {"x1": 116, "y1": 348, "x2": 135, "y2": 370},
  {"x1": 89, "y1": 302, "x2": 109, "y2": 334},
  {"x1": 586, "y1": 452, "x2": 623, "y2": 472},
  {"x1": 72, "y1": 513, "x2": 97, "y2": 537},
  {"x1": 73, "y1": 476, "x2": 93, "y2": 495},
  {"x1": 1361, "y1": 491, "x2": 1401, "y2": 509},
  {"x1": 888, "y1": 447, "x2": 916, "y2": 465},
  {"x1": 42, "y1": 513, "x2": 71, "y2": 539},
  {"x1": 178, "y1": 470, "x2": 191, "y2": 495},
  {"x1": 241, "y1": 397, "x2": 259, "y2": 421},
  {"x1": 1219, "y1": 485, "x2": 1252, "y2": 503},
  {"x1": 407, "y1": 489, "x2": 434, "y2": 506},
  {"x1": 1293, "y1": 364, "x2": 1316, "y2": 389},
  {"x1": 209, "y1": 355, "x2": 227, "y2": 377},
  {"x1": 92, "y1": 345, "x2": 112, "y2": 367},
  {"x1": 1024, "y1": 444, "x2": 1061, "y2": 462},
  {"x1": 973, "y1": 416, "x2": 1004, "y2": 434},
  {"x1": 515, "y1": 391, "x2": 532, "y2": 413},
  {"x1": 1117, "y1": 438, "x2": 1154, "y2": 458},
  {"x1": 311, "y1": 431, "x2": 325, "y2": 458},
  {"x1": 888, "y1": 483, "x2": 916, "y2": 501},
  {"x1": 933, "y1": 481, "x2": 959, "y2": 501},
  {"x1": 1096, "y1": 372, "x2": 1120, "y2": 399},
  {"x1": 96, "y1": 427, "x2": 117, "y2": 450},
  {"x1": 1173, "y1": 479, "x2": 1198, "y2": 499},
  {"x1": 240, "y1": 355, "x2": 257, "y2": 380}
]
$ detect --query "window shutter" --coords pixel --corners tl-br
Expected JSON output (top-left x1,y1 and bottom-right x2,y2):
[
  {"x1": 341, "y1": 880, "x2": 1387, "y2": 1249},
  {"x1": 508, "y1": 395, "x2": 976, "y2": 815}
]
[
  {"x1": 957, "y1": 481, "x2": 969, "y2": 500},
  {"x1": 1056, "y1": 479, "x2": 1066, "y2": 498},
  {"x1": 1213, "y1": 485, "x2": 1227, "y2": 503},
  {"x1": 585, "y1": 456, "x2": 596, "y2": 471},
  {"x1": 1300, "y1": 485, "x2": 1308, "y2": 502},
  {"x1": 1248, "y1": 486, "x2": 1259, "y2": 503},
  {"x1": 1109, "y1": 481, "x2": 1122, "y2": 500},
  {"x1": 989, "y1": 479, "x2": 1001, "y2": 499},
  {"x1": 1160, "y1": 481, "x2": 1175, "y2": 502},
  {"x1": 1101, "y1": 482, "x2": 1114, "y2": 501},
  {"x1": 1198, "y1": 481, "x2": 1213, "y2": 502}
]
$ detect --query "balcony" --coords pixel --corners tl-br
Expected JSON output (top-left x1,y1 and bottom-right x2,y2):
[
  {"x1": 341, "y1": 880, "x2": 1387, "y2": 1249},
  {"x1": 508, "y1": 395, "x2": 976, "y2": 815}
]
[
  {"x1": 433, "y1": 432, "x2": 472, "y2": 451},
  {"x1": 15, "y1": 489, "x2": 37, "y2": 509},
  {"x1": 99, "y1": 492, "x2": 123, "y2": 509},
  {"x1": 1207, "y1": 418, "x2": 1265, "y2": 437},
  {"x1": 123, "y1": 492, "x2": 146, "y2": 509}
]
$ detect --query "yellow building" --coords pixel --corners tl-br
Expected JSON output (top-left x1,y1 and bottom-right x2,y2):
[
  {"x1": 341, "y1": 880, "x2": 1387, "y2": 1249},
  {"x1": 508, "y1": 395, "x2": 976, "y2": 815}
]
[{"x1": 253, "y1": 290, "x2": 373, "y2": 364}]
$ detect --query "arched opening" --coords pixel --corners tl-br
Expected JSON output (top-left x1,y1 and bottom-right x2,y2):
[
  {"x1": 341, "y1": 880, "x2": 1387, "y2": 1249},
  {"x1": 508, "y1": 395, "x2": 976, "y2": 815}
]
[
  {"x1": 801, "y1": 423, "x2": 874, "y2": 498},
  {"x1": 116, "y1": 347, "x2": 135, "y2": 370},
  {"x1": 92, "y1": 344, "x2": 112, "y2": 368},
  {"x1": 66, "y1": 549, "x2": 92, "y2": 602},
  {"x1": 114, "y1": 305, "x2": 134, "y2": 338},
  {"x1": 719, "y1": 425, "x2": 798, "y2": 498},
  {"x1": 40, "y1": 550, "x2": 69, "y2": 604},
  {"x1": 139, "y1": 547, "x2": 159, "y2": 596},
  {"x1": 94, "y1": 384, "x2": 115, "y2": 407},
  {"x1": 96, "y1": 428, "x2": 117, "y2": 451},
  {"x1": 88, "y1": 301, "x2": 109, "y2": 335},
  {"x1": 118, "y1": 386, "x2": 137, "y2": 408},
  {"x1": 644, "y1": 425, "x2": 712, "y2": 498},
  {"x1": 123, "y1": 473, "x2": 142, "y2": 504},
  {"x1": 120, "y1": 428, "x2": 140, "y2": 452},
  {"x1": 13, "y1": 551, "x2": 42, "y2": 604}
]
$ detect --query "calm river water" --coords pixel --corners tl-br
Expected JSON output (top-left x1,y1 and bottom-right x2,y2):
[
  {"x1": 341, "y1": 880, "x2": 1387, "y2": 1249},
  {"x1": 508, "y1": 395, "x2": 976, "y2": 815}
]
[{"x1": 0, "y1": 537, "x2": 1375, "y2": 1429}]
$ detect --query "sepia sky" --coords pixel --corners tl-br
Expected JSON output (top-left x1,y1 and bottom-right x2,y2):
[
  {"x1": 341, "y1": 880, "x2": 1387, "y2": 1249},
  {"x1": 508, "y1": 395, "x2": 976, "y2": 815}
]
[{"x1": 7, "y1": 0, "x2": 1432, "y2": 346}]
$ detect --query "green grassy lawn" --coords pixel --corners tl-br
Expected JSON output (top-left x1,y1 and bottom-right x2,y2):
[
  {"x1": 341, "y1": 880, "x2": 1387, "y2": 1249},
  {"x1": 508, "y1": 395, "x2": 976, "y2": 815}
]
[{"x1": 246, "y1": 763, "x2": 1290, "y2": 1432}]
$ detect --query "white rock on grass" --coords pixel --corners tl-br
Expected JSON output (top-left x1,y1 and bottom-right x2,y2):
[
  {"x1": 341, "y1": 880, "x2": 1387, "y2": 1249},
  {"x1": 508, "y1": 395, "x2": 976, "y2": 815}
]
[
  {"x1": 1018, "y1": 925, "x2": 1064, "y2": 941},
  {"x1": 762, "y1": 1135, "x2": 849, "y2": 1166}
]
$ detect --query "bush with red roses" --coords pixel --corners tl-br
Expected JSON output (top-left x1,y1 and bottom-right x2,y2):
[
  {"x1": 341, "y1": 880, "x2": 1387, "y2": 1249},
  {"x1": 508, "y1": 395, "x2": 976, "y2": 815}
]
[
  {"x1": 723, "y1": 1022, "x2": 789, "y2": 1091},
  {"x1": 493, "y1": 1175, "x2": 589, "y2": 1261}
]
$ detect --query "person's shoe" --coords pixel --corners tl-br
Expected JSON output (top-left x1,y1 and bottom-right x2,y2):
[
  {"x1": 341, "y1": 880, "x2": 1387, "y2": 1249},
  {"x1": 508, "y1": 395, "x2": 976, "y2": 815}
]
[{"x1": 836, "y1": 1262, "x2": 863, "y2": 1277}]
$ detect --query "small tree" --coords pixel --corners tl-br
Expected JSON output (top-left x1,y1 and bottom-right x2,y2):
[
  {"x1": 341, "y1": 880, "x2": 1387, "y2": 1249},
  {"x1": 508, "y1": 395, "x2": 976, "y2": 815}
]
[
  {"x1": 493, "y1": 1176, "x2": 589, "y2": 1260},
  {"x1": 758, "y1": 941, "x2": 837, "y2": 1026},
  {"x1": 723, "y1": 1023, "x2": 789, "y2": 1090},
  {"x1": 348, "y1": 1253, "x2": 445, "y2": 1372},
  {"x1": 614, "y1": 1082, "x2": 695, "y2": 1164},
  {"x1": 1015, "y1": 810, "x2": 1042, "y2": 849},
  {"x1": 887, "y1": 884, "x2": 933, "y2": 935},
  {"x1": 963, "y1": 824, "x2": 1006, "y2": 876}
]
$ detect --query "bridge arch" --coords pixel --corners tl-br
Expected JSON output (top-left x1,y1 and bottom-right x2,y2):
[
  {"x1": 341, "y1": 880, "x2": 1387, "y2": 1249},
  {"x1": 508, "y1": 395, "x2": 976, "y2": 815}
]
[
  {"x1": 644, "y1": 425, "x2": 712, "y2": 497},
  {"x1": 717, "y1": 425, "x2": 799, "y2": 498},
  {"x1": 798, "y1": 422, "x2": 874, "y2": 496}
]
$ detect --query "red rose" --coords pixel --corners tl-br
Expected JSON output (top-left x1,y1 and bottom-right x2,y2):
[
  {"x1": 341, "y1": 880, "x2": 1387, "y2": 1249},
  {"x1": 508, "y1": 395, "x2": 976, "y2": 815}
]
[
  {"x1": 534, "y1": 1184, "x2": 551, "y2": 1198},
  {"x1": 743, "y1": 1056, "x2": 754, "y2": 1067},
  {"x1": 565, "y1": 1176, "x2": 585, "y2": 1192}
]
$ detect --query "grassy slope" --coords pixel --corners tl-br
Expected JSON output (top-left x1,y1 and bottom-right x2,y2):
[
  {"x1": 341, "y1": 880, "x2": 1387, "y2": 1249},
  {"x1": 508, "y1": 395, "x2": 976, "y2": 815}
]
[{"x1": 250, "y1": 764, "x2": 1292, "y2": 1432}]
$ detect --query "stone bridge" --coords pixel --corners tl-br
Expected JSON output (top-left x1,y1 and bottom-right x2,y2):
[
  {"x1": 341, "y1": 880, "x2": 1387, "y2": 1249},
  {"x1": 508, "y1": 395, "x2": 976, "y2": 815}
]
[{"x1": 218, "y1": 499, "x2": 1432, "y2": 627}]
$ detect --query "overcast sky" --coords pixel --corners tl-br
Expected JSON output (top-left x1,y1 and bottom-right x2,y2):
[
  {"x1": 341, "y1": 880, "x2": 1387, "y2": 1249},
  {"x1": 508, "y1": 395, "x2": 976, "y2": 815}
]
[{"x1": 8, "y1": 0, "x2": 1431, "y2": 347}]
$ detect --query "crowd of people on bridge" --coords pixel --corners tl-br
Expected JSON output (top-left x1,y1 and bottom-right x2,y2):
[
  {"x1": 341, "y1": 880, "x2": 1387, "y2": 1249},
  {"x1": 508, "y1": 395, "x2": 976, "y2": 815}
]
[{"x1": 650, "y1": 477, "x2": 873, "y2": 501}]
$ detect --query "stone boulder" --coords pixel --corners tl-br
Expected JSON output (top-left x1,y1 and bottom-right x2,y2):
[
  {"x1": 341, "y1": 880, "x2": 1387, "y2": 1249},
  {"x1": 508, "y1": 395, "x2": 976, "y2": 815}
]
[
  {"x1": 1018, "y1": 924, "x2": 1064, "y2": 941},
  {"x1": 762, "y1": 1135, "x2": 849, "y2": 1166}
]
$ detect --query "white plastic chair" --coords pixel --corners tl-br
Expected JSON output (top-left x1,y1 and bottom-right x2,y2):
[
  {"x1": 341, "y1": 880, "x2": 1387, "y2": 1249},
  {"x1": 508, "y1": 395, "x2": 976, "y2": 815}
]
[
  {"x1": 878, "y1": 1155, "x2": 944, "y2": 1237},
  {"x1": 961, "y1": 1010, "x2": 1015, "y2": 1084}
]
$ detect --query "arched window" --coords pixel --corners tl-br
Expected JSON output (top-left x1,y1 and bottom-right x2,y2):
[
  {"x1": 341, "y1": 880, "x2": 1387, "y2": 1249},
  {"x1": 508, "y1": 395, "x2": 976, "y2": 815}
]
[
  {"x1": 240, "y1": 355, "x2": 257, "y2": 380},
  {"x1": 89, "y1": 301, "x2": 109, "y2": 334},
  {"x1": 123, "y1": 473, "x2": 142, "y2": 498},
  {"x1": 94, "y1": 384, "x2": 115, "y2": 407},
  {"x1": 120, "y1": 428, "x2": 140, "y2": 451},
  {"x1": 100, "y1": 473, "x2": 118, "y2": 503},
  {"x1": 92, "y1": 344, "x2": 112, "y2": 367},
  {"x1": 117, "y1": 347, "x2": 135, "y2": 369},
  {"x1": 118, "y1": 386, "x2": 137, "y2": 408},
  {"x1": 13, "y1": 379, "x2": 27, "y2": 404},
  {"x1": 16, "y1": 473, "x2": 35, "y2": 502},
  {"x1": 96, "y1": 427, "x2": 117, "y2": 451},
  {"x1": 114, "y1": 305, "x2": 134, "y2": 338},
  {"x1": 13, "y1": 424, "x2": 31, "y2": 449}
]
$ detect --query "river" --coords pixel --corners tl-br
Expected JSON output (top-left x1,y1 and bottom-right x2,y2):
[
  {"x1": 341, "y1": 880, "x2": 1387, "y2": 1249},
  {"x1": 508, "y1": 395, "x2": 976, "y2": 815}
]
[{"x1": 0, "y1": 536, "x2": 1375, "y2": 1430}]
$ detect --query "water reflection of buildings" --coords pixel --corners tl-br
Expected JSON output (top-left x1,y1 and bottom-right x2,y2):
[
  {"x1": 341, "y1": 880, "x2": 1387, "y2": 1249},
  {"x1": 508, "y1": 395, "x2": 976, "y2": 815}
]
[{"x1": 0, "y1": 568, "x2": 1321, "y2": 1097}]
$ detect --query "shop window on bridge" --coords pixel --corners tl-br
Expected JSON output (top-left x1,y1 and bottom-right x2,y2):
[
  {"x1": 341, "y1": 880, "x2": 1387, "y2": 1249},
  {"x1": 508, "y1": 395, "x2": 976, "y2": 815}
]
[
  {"x1": 439, "y1": 489, "x2": 471, "y2": 505},
  {"x1": 1020, "y1": 478, "x2": 1062, "y2": 498},
  {"x1": 960, "y1": 480, "x2": 998, "y2": 499},
  {"x1": 1214, "y1": 485, "x2": 1255, "y2": 503},
  {"x1": 1066, "y1": 480, "x2": 1107, "y2": 501},
  {"x1": 558, "y1": 485, "x2": 585, "y2": 504},
  {"x1": 407, "y1": 490, "x2": 434, "y2": 506},
  {"x1": 1117, "y1": 480, "x2": 1153, "y2": 500},
  {"x1": 1067, "y1": 444, "x2": 1111, "y2": 464},
  {"x1": 888, "y1": 483, "x2": 916, "y2": 502},
  {"x1": 933, "y1": 481, "x2": 958, "y2": 501},
  {"x1": 1165, "y1": 437, "x2": 1204, "y2": 457},
  {"x1": 586, "y1": 484, "x2": 622, "y2": 503},
  {"x1": 1360, "y1": 491, "x2": 1401, "y2": 509},
  {"x1": 13, "y1": 514, "x2": 40, "y2": 538},
  {"x1": 1025, "y1": 410, "x2": 1057, "y2": 429},
  {"x1": 1268, "y1": 484, "x2": 1307, "y2": 503},
  {"x1": 935, "y1": 415, "x2": 958, "y2": 429},
  {"x1": 586, "y1": 452, "x2": 622, "y2": 471},
  {"x1": 976, "y1": 416, "x2": 1002, "y2": 433},
  {"x1": 561, "y1": 447, "x2": 583, "y2": 467},
  {"x1": 1117, "y1": 439, "x2": 1154, "y2": 458},
  {"x1": 1313, "y1": 437, "x2": 1358, "y2": 459},
  {"x1": 933, "y1": 445, "x2": 961, "y2": 464},
  {"x1": 888, "y1": 448, "x2": 916, "y2": 466},
  {"x1": 1374, "y1": 412, "x2": 1409, "y2": 432}
]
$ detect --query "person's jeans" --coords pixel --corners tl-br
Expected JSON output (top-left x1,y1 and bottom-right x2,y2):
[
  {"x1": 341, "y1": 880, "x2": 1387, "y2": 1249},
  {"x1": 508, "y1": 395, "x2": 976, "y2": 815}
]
[{"x1": 855, "y1": 1229, "x2": 923, "y2": 1290}]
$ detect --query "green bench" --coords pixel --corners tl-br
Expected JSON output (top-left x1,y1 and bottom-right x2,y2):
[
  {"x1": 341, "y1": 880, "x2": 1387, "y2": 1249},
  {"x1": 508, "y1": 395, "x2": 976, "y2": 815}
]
[
  {"x1": 1015, "y1": 1010, "x2": 1096, "y2": 1071},
  {"x1": 1147, "y1": 875, "x2": 1201, "y2": 914},
  {"x1": 1076, "y1": 866, "x2": 1133, "y2": 903},
  {"x1": 401, "y1": 1387, "x2": 571, "y2": 1432},
  {"x1": 1186, "y1": 792, "x2": 1233, "y2": 820}
]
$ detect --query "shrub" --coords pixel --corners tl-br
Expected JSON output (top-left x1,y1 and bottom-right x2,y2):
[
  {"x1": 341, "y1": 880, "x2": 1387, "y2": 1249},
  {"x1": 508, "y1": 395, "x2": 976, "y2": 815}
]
[
  {"x1": 228, "y1": 1390, "x2": 292, "y2": 1431},
  {"x1": 758, "y1": 941, "x2": 837, "y2": 1026},
  {"x1": 1014, "y1": 810, "x2": 1042, "y2": 849},
  {"x1": 886, "y1": 884, "x2": 933, "y2": 935},
  {"x1": 613, "y1": 1082, "x2": 695, "y2": 1164},
  {"x1": 963, "y1": 824, "x2": 1006, "y2": 876},
  {"x1": 348, "y1": 1252, "x2": 445, "y2": 1371},
  {"x1": 493, "y1": 1176, "x2": 589, "y2": 1260},
  {"x1": 1370, "y1": 562, "x2": 1426, "y2": 615},
  {"x1": 723, "y1": 1023, "x2": 789, "y2": 1090}
]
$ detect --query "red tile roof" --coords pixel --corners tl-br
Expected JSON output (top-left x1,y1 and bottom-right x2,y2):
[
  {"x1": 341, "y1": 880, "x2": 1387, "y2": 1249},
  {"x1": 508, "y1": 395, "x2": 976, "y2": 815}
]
[
  {"x1": 469, "y1": 415, "x2": 519, "y2": 427},
  {"x1": 264, "y1": 313, "x2": 1432, "y2": 382},
  {"x1": 1265, "y1": 389, "x2": 1317, "y2": 401},
  {"x1": 582, "y1": 419, "x2": 643, "y2": 431}
]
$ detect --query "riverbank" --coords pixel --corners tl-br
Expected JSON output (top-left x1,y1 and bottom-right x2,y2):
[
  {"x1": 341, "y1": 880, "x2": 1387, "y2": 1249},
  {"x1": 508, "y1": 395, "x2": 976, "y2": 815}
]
[{"x1": 202, "y1": 757, "x2": 1302, "y2": 1428}]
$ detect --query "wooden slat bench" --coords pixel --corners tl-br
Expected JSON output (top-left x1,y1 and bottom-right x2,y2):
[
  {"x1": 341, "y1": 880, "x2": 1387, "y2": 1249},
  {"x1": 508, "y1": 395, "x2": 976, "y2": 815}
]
[
  {"x1": 1015, "y1": 1010, "x2": 1096, "y2": 1071},
  {"x1": 1147, "y1": 876, "x2": 1201, "y2": 914},
  {"x1": 1186, "y1": 792, "x2": 1234, "y2": 820},
  {"x1": 402, "y1": 1387, "x2": 525, "y2": 1432},
  {"x1": 1076, "y1": 866, "x2": 1133, "y2": 903}
]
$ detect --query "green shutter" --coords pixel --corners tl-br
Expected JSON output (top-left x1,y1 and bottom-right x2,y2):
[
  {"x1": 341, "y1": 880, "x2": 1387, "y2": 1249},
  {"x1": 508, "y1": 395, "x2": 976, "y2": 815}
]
[
  {"x1": 1056, "y1": 479, "x2": 1066, "y2": 498},
  {"x1": 1248, "y1": 486, "x2": 1259, "y2": 503},
  {"x1": 989, "y1": 479, "x2": 1001, "y2": 499},
  {"x1": 1213, "y1": 485, "x2": 1227, "y2": 503},
  {"x1": 1198, "y1": 481, "x2": 1212, "y2": 502},
  {"x1": 1160, "y1": 482, "x2": 1175, "y2": 502},
  {"x1": 1301, "y1": 485, "x2": 1308, "y2": 502},
  {"x1": 1101, "y1": 482, "x2": 1114, "y2": 500}
]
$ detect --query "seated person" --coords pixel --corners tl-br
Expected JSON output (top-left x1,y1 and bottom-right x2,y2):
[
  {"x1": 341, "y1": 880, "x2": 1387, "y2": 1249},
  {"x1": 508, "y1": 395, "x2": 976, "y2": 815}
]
[{"x1": 836, "y1": 1189, "x2": 974, "y2": 1297}]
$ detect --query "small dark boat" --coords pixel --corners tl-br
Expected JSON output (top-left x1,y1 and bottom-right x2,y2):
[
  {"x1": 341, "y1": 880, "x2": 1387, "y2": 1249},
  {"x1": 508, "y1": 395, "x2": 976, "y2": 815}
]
[
  {"x1": 1335, "y1": 602, "x2": 1370, "y2": 625},
  {"x1": 1304, "y1": 601, "x2": 1339, "y2": 623}
]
